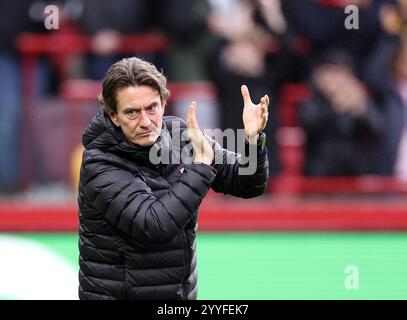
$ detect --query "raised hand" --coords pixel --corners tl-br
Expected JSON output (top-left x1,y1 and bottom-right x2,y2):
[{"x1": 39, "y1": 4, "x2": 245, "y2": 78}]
[
  {"x1": 186, "y1": 101, "x2": 214, "y2": 165},
  {"x1": 241, "y1": 85, "x2": 269, "y2": 143}
]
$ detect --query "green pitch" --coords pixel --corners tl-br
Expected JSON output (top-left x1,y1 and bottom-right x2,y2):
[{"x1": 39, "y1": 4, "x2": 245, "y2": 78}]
[{"x1": 14, "y1": 232, "x2": 407, "y2": 299}]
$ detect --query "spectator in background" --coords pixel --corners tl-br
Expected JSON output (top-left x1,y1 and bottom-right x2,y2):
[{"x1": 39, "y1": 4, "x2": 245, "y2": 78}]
[
  {"x1": 282, "y1": 0, "x2": 383, "y2": 77},
  {"x1": 76, "y1": 0, "x2": 154, "y2": 80},
  {"x1": 0, "y1": 0, "x2": 47, "y2": 193},
  {"x1": 153, "y1": 0, "x2": 209, "y2": 81},
  {"x1": 75, "y1": 0, "x2": 208, "y2": 81},
  {"x1": 391, "y1": 39, "x2": 407, "y2": 179},
  {"x1": 364, "y1": 0, "x2": 407, "y2": 178},
  {"x1": 300, "y1": 49, "x2": 384, "y2": 176}
]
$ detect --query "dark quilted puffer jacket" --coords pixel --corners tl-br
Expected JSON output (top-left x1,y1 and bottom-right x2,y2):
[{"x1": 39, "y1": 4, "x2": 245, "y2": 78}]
[{"x1": 78, "y1": 109, "x2": 269, "y2": 300}]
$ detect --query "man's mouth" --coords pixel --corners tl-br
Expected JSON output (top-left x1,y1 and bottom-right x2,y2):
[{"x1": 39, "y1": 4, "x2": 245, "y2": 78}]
[{"x1": 137, "y1": 131, "x2": 152, "y2": 137}]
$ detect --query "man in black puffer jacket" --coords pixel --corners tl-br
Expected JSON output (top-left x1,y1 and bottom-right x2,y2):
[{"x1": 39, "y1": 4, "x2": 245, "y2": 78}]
[{"x1": 78, "y1": 57, "x2": 270, "y2": 300}]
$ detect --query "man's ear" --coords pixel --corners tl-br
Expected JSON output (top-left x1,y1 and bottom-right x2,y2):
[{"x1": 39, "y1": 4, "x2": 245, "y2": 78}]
[{"x1": 107, "y1": 110, "x2": 120, "y2": 127}]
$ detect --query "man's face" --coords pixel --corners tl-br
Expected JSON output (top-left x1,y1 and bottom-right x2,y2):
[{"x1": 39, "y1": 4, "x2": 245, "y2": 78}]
[
  {"x1": 109, "y1": 85, "x2": 165, "y2": 147},
  {"x1": 314, "y1": 64, "x2": 352, "y2": 98}
]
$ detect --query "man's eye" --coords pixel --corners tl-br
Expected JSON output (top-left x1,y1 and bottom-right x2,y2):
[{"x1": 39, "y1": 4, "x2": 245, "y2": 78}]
[{"x1": 147, "y1": 106, "x2": 158, "y2": 113}]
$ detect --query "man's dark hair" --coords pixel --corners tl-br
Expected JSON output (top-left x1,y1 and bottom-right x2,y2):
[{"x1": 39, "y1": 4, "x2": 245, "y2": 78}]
[{"x1": 99, "y1": 57, "x2": 170, "y2": 114}]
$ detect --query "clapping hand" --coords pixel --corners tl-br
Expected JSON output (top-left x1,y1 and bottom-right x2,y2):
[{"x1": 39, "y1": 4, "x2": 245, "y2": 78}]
[{"x1": 241, "y1": 85, "x2": 269, "y2": 144}]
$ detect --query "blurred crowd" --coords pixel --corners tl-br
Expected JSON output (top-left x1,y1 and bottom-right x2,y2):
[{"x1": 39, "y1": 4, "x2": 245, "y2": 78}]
[{"x1": 1, "y1": 0, "x2": 407, "y2": 194}]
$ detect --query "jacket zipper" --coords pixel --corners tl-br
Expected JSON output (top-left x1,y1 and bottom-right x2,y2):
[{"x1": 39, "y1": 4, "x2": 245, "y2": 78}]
[{"x1": 158, "y1": 162, "x2": 188, "y2": 299}]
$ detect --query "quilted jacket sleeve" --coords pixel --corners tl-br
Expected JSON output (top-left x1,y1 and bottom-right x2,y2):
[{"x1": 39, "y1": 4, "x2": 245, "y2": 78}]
[
  {"x1": 209, "y1": 133, "x2": 269, "y2": 198},
  {"x1": 166, "y1": 117, "x2": 269, "y2": 199},
  {"x1": 82, "y1": 156, "x2": 216, "y2": 244}
]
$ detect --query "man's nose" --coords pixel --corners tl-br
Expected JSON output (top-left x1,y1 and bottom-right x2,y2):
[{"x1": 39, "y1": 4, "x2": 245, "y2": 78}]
[{"x1": 139, "y1": 111, "x2": 152, "y2": 127}]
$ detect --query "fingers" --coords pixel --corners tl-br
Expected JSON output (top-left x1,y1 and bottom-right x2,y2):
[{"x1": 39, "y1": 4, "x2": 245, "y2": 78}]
[
  {"x1": 260, "y1": 94, "x2": 269, "y2": 116},
  {"x1": 186, "y1": 101, "x2": 203, "y2": 143},
  {"x1": 242, "y1": 84, "x2": 270, "y2": 110},
  {"x1": 186, "y1": 101, "x2": 200, "y2": 131},
  {"x1": 260, "y1": 95, "x2": 269, "y2": 128},
  {"x1": 264, "y1": 94, "x2": 270, "y2": 107},
  {"x1": 260, "y1": 94, "x2": 270, "y2": 108},
  {"x1": 186, "y1": 101, "x2": 214, "y2": 164},
  {"x1": 186, "y1": 101, "x2": 193, "y2": 128},
  {"x1": 241, "y1": 85, "x2": 253, "y2": 105}
]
